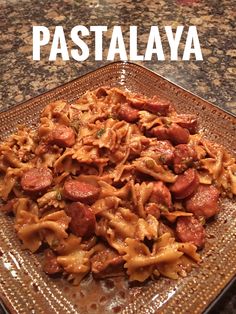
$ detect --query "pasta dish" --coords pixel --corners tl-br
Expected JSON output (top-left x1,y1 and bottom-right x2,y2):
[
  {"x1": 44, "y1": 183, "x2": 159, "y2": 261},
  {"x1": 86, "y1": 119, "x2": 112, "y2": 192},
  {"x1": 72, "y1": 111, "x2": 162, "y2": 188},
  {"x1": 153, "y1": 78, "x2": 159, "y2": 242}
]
[{"x1": 0, "y1": 87, "x2": 235, "y2": 284}]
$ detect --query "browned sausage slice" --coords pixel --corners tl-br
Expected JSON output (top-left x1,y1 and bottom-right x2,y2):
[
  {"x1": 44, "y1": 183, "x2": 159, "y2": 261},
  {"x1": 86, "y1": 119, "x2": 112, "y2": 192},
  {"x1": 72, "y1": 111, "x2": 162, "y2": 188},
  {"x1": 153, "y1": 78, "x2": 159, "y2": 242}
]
[
  {"x1": 150, "y1": 124, "x2": 189, "y2": 145},
  {"x1": 149, "y1": 126, "x2": 170, "y2": 140},
  {"x1": 21, "y1": 168, "x2": 53, "y2": 193},
  {"x1": 143, "y1": 100, "x2": 170, "y2": 116},
  {"x1": 65, "y1": 202, "x2": 96, "y2": 238},
  {"x1": 118, "y1": 103, "x2": 139, "y2": 122},
  {"x1": 172, "y1": 114, "x2": 198, "y2": 134},
  {"x1": 49, "y1": 124, "x2": 75, "y2": 147},
  {"x1": 176, "y1": 216, "x2": 205, "y2": 248},
  {"x1": 43, "y1": 249, "x2": 62, "y2": 275},
  {"x1": 170, "y1": 168, "x2": 199, "y2": 199},
  {"x1": 173, "y1": 144, "x2": 197, "y2": 174},
  {"x1": 91, "y1": 245, "x2": 124, "y2": 278},
  {"x1": 185, "y1": 185, "x2": 220, "y2": 219},
  {"x1": 168, "y1": 123, "x2": 190, "y2": 145},
  {"x1": 129, "y1": 96, "x2": 170, "y2": 116},
  {"x1": 149, "y1": 181, "x2": 172, "y2": 208},
  {"x1": 63, "y1": 180, "x2": 100, "y2": 204}
]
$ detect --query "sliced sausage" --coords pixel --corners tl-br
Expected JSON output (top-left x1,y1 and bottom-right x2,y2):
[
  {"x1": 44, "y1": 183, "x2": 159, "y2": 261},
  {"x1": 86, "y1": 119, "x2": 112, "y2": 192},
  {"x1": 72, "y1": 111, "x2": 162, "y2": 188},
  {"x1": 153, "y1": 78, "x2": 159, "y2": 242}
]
[
  {"x1": 143, "y1": 99, "x2": 170, "y2": 116},
  {"x1": 173, "y1": 114, "x2": 198, "y2": 134},
  {"x1": 65, "y1": 202, "x2": 96, "y2": 238},
  {"x1": 170, "y1": 168, "x2": 199, "y2": 199},
  {"x1": 149, "y1": 181, "x2": 172, "y2": 208},
  {"x1": 150, "y1": 124, "x2": 189, "y2": 145},
  {"x1": 118, "y1": 103, "x2": 139, "y2": 122},
  {"x1": 63, "y1": 180, "x2": 100, "y2": 204},
  {"x1": 150, "y1": 125, "x2": 169, "y2": 140},
  {"x1": 176, "y1": 216, "x2": 205, "y2": 248},
  {"x1": 185, "y1": 185, "x2": 220, "y2": 219},
  {"x1": 173, "y1": 144, "x2": 197, "y2": 174},
  {"x1": 91, "y1": 245, "x2": 124, "y2": 278},
  {"x1": 49, "y1": 124, "x2": 75, "y2": 147},
  {"x1": 95, "y1": 87, "x2": 108, "y2": 98},
  {"x1": 127, "y1": 96, "x2": 144, "y2": 109},
  {"x1": 43, "y1": 249, "x2": 62, "y2": 275},
  {"x1": 168, "y1": 123, "x2": 190, "y2": 145},
  {"x1": 21, "y1": 168, "x2": 53, "y2": 193},
  {"x1": 129, "y1": 96, "x2": 170, "y2": 116}
]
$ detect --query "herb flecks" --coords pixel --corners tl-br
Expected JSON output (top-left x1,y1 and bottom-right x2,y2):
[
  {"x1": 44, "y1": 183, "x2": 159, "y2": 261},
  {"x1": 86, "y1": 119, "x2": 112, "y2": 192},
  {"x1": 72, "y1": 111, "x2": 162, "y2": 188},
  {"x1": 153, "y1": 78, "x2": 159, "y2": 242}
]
[
  {"x1": 96, "y1": 128, "x2": 106, "y2": 138},
  {"x1": 56, "y1": 191, "x2": 62, "y2": 201}
]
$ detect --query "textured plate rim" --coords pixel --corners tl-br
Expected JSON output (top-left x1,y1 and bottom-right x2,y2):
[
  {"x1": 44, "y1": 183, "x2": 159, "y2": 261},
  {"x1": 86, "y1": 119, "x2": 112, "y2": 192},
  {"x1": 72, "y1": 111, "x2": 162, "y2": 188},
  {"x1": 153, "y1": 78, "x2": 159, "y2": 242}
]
[{"x1": 0, "y1": 61, "x2": 235, "y2": 314}]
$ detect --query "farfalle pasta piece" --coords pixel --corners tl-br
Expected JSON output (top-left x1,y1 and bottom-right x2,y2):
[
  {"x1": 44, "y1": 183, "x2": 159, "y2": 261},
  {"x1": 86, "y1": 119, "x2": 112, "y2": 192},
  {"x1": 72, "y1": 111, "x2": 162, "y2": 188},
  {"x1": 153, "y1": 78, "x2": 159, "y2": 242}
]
[
  {"x1": 200, "y1": 151, "x2": 223, "y2": 180},
  {"x1": 92, "y1": 196, "x2": 121, "y2": 215},
  {"x1": 133, "y1": 157, "x2": 177, "y2": 183},
  {"x1": 72, "y1": 145, "x2": 109, "y2": 172},
  {"x1": 17, "y1": 210, "x2": 70, "y2": 252},
  {"x1": 37, "y1": 148, "x2": 63, "y2": 168},
  {"x1": 138, "y1": 110, "x2": 162, "y2": 130},
  {"x1": 135, "y1": 214, "x2": 159, "y2": 241},
  {"x1": 0, "y1": 167, "x2": 27, "y2": 200},
  {"x1": 110, "y1": 163, "x2": 134, "y2": 182},
  {"x1": 124, "y1": 237, "x2": 183, "y2": 282},
  {"x1": 0, "y1": 127, "x2": 36, "y2": 165},
  {"x1": 13, "y1": 199, "x2": 39, "y2": 232},
  {"x1": 0, "y1": 174, "x2": 17, "y2": 201},
  {"x1": 54, "y1": 234, "x2": 82, "y2": 253},
  {"x1": 131, "y1": 181, "x2": 154, "y2": 217},
  {"x1": 123, "y1": 238, "x2": 154, "y2": 282},
  {"x1": 178, "y1": 242, "x2": 200, "y2": 262},
  {"x1": 162, "y1": 211, "x2": 193, "y2": 223},
  {"x1": 41, "y1": 100, "x2": 70, "y2": 125},
  {"x1": 98, "y1": 180, "x2": 131, "y2": 200},
  {"x1": 57, "y1": 247, "x2": 92, "y2": 275},
  {"x1": 37, "y1": 190, "x2": 66, "y2": 210},
  {"x1": 201, "y1": 139, "x2": 222, "y2": 158},
  {"x1": 101, "y1": 207, "x2": 138, "y2": 239},
  {"x1": 197, "y1": 170, "x2": 213, "y2": 185},
  {"x1": 96, "y1": 208, "x2": 137, "y2": 254},
  {"x1": 156, "y1": 255, "x2": 196, "y2": 280},
  {"x1": 54, "y1": 149, "x2": 79, "y2": 174},
  {"x1": 0, "y1": 149, "x2": 26, "y2": 168}
]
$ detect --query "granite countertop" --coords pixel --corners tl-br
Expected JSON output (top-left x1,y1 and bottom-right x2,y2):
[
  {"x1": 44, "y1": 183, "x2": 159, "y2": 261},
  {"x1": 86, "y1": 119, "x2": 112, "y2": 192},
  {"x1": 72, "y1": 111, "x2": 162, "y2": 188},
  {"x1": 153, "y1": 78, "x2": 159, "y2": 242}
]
[
  {"x1": 0, "y1": 0, "x2": 235, "y2": 114},
  {"x1": 0, "y1": 0, "x2": 235, "y2": 313}
]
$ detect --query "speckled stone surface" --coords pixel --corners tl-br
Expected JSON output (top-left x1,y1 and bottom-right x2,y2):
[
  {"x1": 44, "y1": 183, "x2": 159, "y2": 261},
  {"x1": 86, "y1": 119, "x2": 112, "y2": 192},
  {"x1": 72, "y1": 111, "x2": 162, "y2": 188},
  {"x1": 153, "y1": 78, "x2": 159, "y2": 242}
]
[
  {"x1": 0, "y1": 0, "x2": 236, "y2": 115},
  {"x1": 0, "y1": 0, "x2": 235, "y2": 313}
]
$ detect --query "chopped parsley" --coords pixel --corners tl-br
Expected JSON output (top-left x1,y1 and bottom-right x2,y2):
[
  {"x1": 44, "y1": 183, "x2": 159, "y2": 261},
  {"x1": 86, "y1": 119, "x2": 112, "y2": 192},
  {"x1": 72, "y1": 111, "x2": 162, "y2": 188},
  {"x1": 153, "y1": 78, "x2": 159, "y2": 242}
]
[
  {"x1": 96, "y1": 128, "x2": 106, "y2": 138},
  {"x1": 159, "y1": 155, "x2": 166, "y2": 164},
  {"x1": 56, "y1": 191, "x2": 62, "y2": 201}
]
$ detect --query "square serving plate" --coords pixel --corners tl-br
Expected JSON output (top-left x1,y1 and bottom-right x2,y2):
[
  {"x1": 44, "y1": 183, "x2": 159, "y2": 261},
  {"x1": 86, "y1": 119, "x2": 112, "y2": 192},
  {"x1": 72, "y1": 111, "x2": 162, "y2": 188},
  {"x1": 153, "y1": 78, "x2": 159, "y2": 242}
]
[{"x1": 0, "y1": 61, "x2": 235, "y2": 314}]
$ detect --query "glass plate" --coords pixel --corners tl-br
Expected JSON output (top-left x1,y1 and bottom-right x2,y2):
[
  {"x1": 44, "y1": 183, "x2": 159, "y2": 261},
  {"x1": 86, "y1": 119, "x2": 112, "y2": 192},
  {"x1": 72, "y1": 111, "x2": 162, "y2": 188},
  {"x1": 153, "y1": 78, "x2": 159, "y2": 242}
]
[{"x1": 0, "y1": 61, "x2": 235, "y2": 314}]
